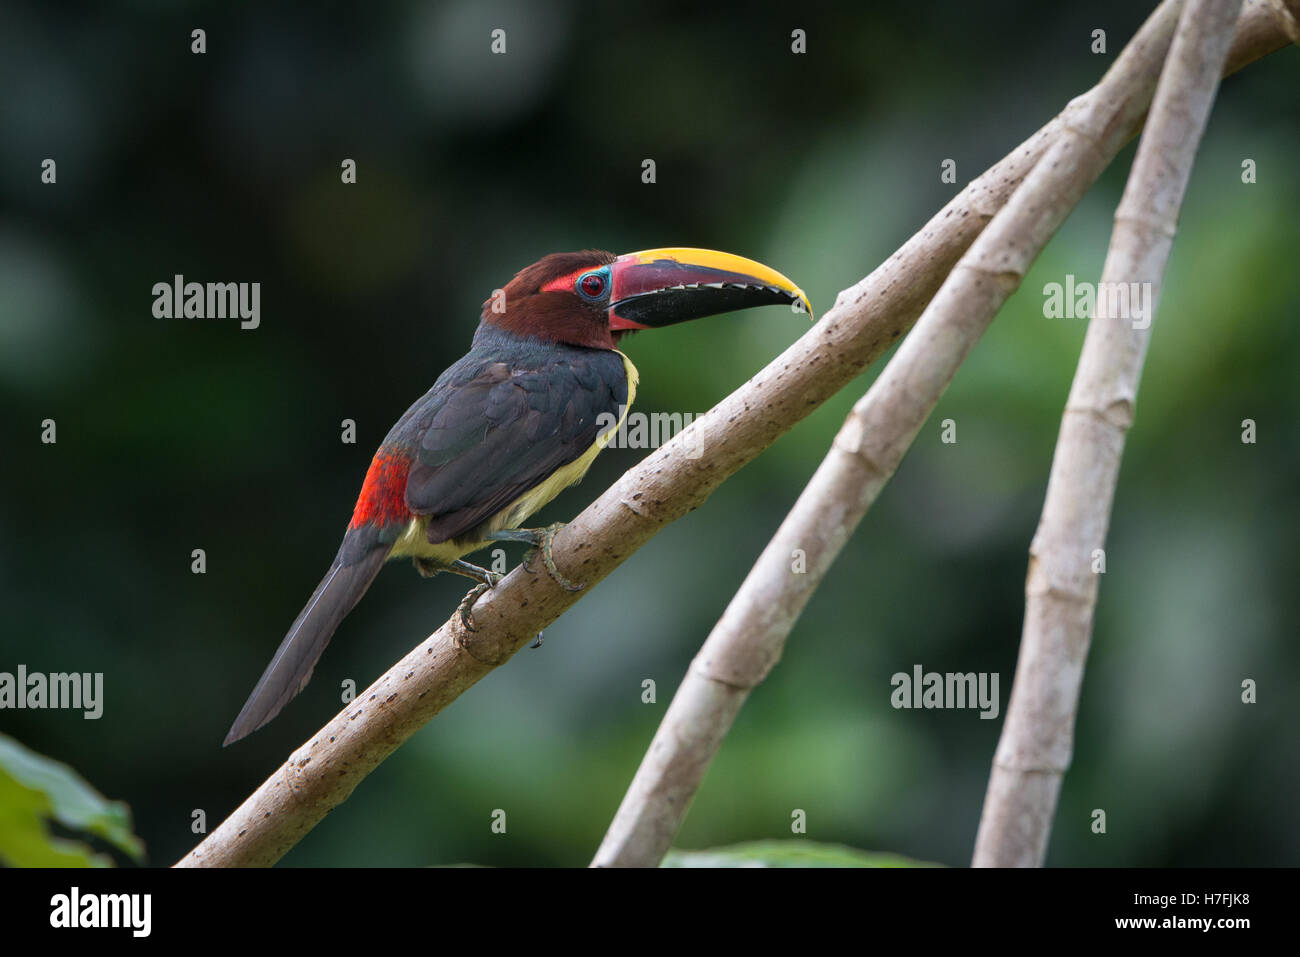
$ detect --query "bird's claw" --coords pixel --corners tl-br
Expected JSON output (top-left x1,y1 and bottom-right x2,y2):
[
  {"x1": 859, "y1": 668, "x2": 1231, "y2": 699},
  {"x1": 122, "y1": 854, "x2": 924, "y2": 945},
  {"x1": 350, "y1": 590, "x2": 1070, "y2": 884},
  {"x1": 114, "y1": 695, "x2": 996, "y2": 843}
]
[
  {"x1": 456, "y1": 572, "x2": 502, "y2": 632},
  {"x1": 522, "y1": 523, "x2": 586, "y2": 592}
]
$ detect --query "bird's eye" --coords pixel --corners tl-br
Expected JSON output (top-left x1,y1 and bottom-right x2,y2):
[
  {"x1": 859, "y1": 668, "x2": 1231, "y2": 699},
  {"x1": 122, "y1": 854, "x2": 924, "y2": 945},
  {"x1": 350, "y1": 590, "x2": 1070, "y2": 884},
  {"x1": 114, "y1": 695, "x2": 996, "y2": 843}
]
[{"x1": 577, "y1": 270, "x2": 608, "y2": 301}]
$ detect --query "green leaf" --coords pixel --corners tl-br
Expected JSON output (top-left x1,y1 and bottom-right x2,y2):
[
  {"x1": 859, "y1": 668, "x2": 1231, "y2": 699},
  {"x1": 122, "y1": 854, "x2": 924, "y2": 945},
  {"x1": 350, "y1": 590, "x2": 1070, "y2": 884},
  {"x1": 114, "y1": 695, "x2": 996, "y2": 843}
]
[
  {"x1": 0, "y1": 733, "x2": 145, "y2": 867},
  {"x1": 661, "y1": 840, "x2": 940, "y2": 868}
]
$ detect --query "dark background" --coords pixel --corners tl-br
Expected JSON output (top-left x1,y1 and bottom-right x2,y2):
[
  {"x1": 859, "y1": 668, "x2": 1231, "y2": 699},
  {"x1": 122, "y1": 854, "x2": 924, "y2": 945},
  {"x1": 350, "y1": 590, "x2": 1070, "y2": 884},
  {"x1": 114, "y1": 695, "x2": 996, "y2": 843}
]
[{"x1": 1, "y1": 0, "x2": 1296, "y2": 867}]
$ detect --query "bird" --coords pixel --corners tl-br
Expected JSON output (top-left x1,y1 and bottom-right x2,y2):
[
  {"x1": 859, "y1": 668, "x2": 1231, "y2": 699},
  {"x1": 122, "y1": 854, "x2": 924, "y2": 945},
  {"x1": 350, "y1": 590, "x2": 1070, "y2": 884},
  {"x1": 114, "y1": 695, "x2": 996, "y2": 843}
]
[{"x1": 223, "y1": 247, "x2": 811, "y2": 746}]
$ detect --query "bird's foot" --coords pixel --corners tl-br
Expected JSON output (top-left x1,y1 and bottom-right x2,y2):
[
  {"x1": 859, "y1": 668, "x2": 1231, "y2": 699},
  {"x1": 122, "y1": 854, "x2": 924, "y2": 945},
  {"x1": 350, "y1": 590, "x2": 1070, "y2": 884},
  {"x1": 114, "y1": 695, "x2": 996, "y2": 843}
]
[
  {"x1": 526, "y1": 523, "x2": 585, "y2": 592},
  {"x1": 457, "y1": 583, "x2": 489, "y2": 632},
  {"x1": 454, "y1": 567, "x2": 502, "y2": 632},
  {"x1": 448, "y1": 559, "x2": 500, "y2": 585},
  {"x1": 487, "y1": 523, "x2": 585, "y2": 591}
]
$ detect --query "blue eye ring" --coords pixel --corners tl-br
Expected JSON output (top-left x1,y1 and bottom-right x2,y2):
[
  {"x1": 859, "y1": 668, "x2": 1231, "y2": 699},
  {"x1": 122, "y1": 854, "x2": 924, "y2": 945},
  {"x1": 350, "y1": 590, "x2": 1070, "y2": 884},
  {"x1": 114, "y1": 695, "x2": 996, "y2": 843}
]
[{"x1": 576, "y1": 267, "x2": 611, "y2": 302}]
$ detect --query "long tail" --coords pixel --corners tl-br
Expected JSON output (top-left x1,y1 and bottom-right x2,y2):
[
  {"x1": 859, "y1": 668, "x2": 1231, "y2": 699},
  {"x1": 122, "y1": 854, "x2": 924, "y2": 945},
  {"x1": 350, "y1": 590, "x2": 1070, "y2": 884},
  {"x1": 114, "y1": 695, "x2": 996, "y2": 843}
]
[{"x1": 223, "y1": 545, "x2": 389, "y2": 746}]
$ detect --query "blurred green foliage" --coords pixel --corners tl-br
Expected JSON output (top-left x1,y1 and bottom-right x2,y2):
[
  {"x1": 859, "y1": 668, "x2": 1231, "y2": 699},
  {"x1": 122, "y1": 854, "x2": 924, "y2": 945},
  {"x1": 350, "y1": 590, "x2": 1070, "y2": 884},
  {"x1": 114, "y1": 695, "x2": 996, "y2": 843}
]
[
  {"x1": 0, "y1": 733, "x2": 145, "y2": 866},
  {"x1": 0, "y1": 1, "x2": 1296, "y2": 867},
  {"x1": 662, "y1": 840, "x2": 939, "y2": 867}
]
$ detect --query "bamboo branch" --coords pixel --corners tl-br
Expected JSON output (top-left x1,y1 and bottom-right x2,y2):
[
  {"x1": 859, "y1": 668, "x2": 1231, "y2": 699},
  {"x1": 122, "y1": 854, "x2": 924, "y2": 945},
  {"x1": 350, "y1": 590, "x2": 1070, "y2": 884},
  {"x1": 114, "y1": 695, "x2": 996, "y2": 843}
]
[
  {"x1": 591, "y1": 0, "x2": 1196, "y2": 870},
  {"x1": 972, "y1": 0, "x2": 1245, "y2": 869},
  {"x1": 176, "y1": 0, "x2": 1295, "y2": 868}
]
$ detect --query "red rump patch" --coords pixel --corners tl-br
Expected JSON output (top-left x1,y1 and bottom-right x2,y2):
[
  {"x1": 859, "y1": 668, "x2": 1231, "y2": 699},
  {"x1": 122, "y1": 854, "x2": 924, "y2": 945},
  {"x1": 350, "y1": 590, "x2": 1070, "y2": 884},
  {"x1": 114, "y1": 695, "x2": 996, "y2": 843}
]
[{"x1": 349, "y1": 451, "x2": 412, "y2": 528}]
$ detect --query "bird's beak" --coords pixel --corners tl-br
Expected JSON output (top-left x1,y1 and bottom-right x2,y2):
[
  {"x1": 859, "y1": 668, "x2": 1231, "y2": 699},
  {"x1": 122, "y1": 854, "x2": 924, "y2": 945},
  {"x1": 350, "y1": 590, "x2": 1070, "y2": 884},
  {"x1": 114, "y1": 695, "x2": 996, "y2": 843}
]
[{"x1": 607, "y1": 247, "x2": 813, "y2": 332}]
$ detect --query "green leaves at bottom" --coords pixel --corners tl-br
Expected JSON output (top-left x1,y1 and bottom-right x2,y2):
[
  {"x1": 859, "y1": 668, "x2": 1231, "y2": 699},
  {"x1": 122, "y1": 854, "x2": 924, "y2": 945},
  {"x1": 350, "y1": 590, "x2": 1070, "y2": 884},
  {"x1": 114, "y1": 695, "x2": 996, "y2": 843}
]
[
  {"x1": 0, "y1": 733, "x2": 145, "y2": 867},
  {"x1": 661, "y1": 840, "x2": 940, "y2": 868}
]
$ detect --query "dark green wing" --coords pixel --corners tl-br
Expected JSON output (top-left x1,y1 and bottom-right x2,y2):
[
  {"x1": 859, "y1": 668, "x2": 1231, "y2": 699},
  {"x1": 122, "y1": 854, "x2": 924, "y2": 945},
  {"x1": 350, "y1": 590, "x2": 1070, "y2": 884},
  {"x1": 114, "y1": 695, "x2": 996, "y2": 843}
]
[{"x1": 401, "y1": 346, "x2": 627, "y2": 543}]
